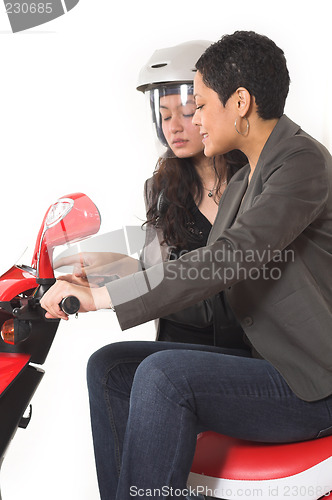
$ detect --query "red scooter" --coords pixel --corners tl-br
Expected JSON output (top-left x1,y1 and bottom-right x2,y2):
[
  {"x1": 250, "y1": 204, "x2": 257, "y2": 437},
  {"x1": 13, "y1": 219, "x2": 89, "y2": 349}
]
[{"x1": 0, "y1": 193, "x2": 101, "y2": 500}]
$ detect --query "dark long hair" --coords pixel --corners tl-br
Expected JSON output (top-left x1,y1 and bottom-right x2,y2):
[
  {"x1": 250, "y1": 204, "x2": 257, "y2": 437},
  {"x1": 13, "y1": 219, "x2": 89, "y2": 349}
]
[{"x1": 145, "y1": 150, "x2": 247, "y2": 250}]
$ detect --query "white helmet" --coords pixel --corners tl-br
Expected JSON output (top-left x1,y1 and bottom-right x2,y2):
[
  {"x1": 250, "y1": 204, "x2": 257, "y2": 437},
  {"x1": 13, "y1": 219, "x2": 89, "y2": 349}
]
[
  {"x1": 137, "y1": 40, "x2": 211, "y2": 93},
  {"x1": 137, "y1": 40, "x2": 211, "y2": 155}
]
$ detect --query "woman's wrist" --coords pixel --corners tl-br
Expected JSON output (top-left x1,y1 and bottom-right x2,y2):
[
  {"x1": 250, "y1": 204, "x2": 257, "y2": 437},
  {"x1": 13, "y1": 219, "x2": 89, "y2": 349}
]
[{"x1": 92, "y1": 286, "x2": 113, "y2": 310}]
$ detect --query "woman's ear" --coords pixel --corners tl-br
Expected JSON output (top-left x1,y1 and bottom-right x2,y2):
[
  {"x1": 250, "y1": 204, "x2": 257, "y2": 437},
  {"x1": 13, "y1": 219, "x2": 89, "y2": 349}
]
[{"x1": 235, "y1": 87, "x2": 251, "y2": 117}]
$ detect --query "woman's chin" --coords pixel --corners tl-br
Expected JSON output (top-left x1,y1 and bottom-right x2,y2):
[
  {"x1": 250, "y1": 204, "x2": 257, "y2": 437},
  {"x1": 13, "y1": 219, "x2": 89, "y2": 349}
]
[
  {"x1": 203, "y1": 146, "x2": 215, "y2": 158},
  {"x1": 172, "y1": 150, "x2": 194, "y2": 159}
]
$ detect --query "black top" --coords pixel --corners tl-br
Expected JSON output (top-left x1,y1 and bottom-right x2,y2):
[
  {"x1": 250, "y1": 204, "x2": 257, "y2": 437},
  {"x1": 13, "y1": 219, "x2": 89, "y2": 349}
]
[
  {"x1": 158, "y1": 199, "x2": 215, "y2": 344},
  {"x1": 168, "y1": 197, "x2": 213, "y2": 258}
]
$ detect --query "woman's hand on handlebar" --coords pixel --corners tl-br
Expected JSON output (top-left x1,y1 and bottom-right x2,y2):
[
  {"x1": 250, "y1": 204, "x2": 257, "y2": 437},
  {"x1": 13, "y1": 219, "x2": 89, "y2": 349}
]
[{"x1": 40, "y1": 280, "x2": 111, "y2": 320}]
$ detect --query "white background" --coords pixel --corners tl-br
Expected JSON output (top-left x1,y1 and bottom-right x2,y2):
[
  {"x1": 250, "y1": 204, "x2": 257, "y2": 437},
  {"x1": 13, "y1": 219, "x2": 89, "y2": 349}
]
[{"x1": 0, "y1": 1, "x2": 331, "y2": 499}]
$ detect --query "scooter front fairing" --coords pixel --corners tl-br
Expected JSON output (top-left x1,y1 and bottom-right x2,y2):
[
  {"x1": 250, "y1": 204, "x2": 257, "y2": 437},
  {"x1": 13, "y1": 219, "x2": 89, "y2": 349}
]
[{"x1": 0, "y1": 193, "x2": 101, "y2": 497}]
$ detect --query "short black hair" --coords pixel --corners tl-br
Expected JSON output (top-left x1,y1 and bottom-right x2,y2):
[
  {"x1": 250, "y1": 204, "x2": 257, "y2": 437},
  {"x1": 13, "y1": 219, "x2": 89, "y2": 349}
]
[{"x1": 196, "y1": 31, "x2": 290, "y2": 120}]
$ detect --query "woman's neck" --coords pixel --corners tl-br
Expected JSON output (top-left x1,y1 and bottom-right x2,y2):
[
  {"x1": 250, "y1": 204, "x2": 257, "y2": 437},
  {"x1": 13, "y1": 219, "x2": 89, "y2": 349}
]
[{"x1": 193, "y1": 153, "x2": 225, "y2": 185}]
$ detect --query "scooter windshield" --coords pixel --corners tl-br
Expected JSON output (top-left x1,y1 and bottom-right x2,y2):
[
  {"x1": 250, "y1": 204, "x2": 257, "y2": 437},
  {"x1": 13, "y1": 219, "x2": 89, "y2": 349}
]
[
  {"x1": 0, "y1": 193, "x2": 102, "y2": 303},
  {"x1": 31, "y1": 193, "x2": 101, "y2": 282}
]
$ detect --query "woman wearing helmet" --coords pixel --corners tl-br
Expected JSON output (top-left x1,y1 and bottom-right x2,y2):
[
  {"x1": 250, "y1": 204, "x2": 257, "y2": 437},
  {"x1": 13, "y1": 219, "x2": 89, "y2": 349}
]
[
  {"x1": 139, "y1": 42, "x2": 248, "y2": 346},
  {"x1": 138, "y1": 42, "x2": 247, "y2": 348},
  {"x1": 57, "y1": 41, "x2": 247, "y2": 348}
]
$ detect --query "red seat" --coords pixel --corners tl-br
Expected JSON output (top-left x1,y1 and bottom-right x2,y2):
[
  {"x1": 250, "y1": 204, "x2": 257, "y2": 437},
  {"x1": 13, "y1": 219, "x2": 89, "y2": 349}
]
[
  {"x1": 188, "y1": 431, "x2": 332, "y2": 499},
  {"x1": 0, "y1": 353, "x2": 31, "y2": 396}
]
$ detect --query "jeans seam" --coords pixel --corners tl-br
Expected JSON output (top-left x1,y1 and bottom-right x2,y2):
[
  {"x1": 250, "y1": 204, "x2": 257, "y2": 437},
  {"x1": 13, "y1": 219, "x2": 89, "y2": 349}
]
[
  {"x1": 104, "y1": 385, "x2": 121, "y2": 476},
  {"x1": 102, "y1": 357, "x2": 144, "y2": 477},
  {"x1": 324, "y1": 399, "x2": 332, "y2": 420},
  {"x1": 166, "y1": 404, "x2": 194, "y2": 493}
]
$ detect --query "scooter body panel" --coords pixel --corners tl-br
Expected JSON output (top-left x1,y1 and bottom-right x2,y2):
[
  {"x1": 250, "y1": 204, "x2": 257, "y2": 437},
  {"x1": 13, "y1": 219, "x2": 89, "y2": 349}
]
[
  {"x1": 0, "y1": 266, "x2": 37, "y2": 301},
  {"x1": 0, "y1": 364, "x2": 44, "y2": 465},
  {"x1": 0, "y1": 353, "x2": 31, "y2": 397}
]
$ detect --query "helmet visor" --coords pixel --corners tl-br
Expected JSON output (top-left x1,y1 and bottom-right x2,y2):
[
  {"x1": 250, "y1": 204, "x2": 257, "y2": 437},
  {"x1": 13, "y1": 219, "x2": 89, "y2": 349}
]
[{"x1": 145, "y1": 83, "x2": 203, "y2": 159}]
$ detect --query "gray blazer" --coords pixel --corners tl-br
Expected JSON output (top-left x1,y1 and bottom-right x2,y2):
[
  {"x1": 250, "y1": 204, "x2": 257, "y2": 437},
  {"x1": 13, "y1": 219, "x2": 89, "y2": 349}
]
[{"x1": 107, "y1": 115, "x2": 332, "y2": 402}]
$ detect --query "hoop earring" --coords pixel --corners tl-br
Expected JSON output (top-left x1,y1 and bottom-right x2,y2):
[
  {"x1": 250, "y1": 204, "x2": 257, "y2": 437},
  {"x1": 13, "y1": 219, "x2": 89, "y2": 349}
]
[{"x1": 234, "y1": 116, "x2": 249, "y2": 136}]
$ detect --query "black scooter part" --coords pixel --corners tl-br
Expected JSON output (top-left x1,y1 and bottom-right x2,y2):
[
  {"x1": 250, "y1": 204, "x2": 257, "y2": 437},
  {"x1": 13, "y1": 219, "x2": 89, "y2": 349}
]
[
  {"x1": 0, "y1": 364, "x2": 44, "y2": 465},
  {"x1": 0, "y1": 310, "x2": 60, "y2": 365},
  {"x1": 0, "y1": 283, "x2": 61, "y2": 364}
]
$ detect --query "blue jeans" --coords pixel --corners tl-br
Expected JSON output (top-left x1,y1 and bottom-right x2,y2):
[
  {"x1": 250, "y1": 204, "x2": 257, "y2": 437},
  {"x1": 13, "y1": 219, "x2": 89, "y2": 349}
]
[{"x1": 87, "y1": 341, "x2": 332, "y2": 500}]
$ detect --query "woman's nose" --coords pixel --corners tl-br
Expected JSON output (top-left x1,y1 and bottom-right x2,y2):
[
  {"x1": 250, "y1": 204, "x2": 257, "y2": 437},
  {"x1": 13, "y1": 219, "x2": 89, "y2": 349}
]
[
  {"x1": 170, "y1": 116, "x2": 183, "y2": 133},
  {"x1": 192, "y1": 110, "x2": 201, "y2": 127}
]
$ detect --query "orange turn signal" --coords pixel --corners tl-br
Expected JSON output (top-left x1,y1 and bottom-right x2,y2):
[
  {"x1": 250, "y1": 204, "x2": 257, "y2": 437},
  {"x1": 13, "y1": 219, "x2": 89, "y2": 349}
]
[{"x1": 1, "y1": 319, "x2": 15, "y2": 345}]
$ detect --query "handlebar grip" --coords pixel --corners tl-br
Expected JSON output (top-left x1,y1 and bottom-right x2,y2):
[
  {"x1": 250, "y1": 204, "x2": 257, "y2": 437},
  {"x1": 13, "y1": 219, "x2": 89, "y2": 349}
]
[{"x1": 59, "y1": 296, "x2": 80, "y2": 315}]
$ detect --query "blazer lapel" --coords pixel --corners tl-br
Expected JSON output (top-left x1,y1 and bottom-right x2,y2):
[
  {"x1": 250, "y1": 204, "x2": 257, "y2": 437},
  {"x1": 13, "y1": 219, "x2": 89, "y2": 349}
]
[
  {"x1": 207, "y1": 116, "x2": 301, "y2": 246},
  {"x1": 208, "y1": 173, "x2": 249, "y2": 244}
]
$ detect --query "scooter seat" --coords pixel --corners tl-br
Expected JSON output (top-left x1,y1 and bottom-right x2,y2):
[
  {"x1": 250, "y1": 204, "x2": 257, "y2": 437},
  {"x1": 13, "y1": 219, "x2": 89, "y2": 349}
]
[
  {"x1": 188, "y1": 431, "x2": 332, "y2": 499},
  {"x1": 0, "y1": 353, "x2": 31, "y2": 397}
]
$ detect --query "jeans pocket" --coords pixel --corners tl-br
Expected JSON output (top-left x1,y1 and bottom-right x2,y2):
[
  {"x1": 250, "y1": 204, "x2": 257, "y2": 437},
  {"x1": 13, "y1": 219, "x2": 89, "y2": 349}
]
[{"x1": 316, "y1": 425, "x2": 332, "y2": 438}]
